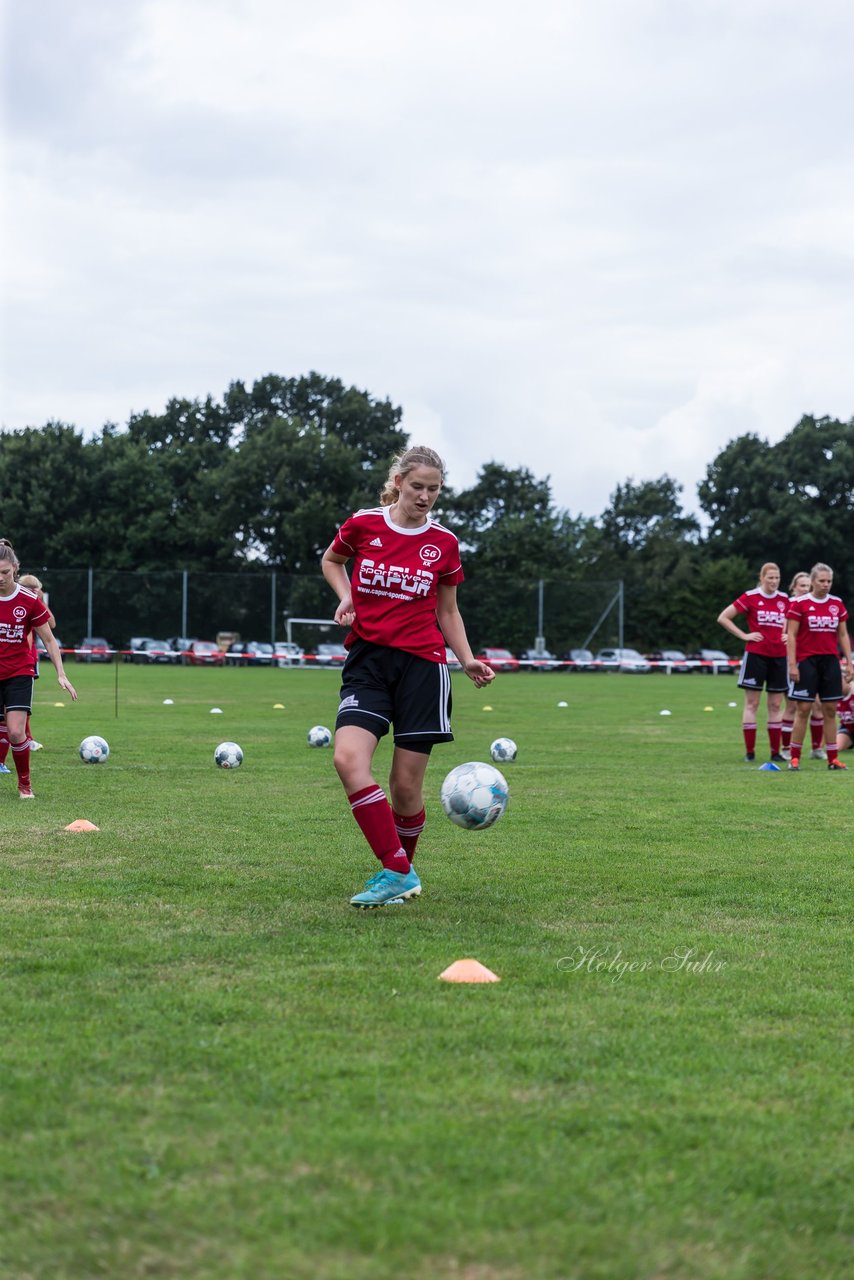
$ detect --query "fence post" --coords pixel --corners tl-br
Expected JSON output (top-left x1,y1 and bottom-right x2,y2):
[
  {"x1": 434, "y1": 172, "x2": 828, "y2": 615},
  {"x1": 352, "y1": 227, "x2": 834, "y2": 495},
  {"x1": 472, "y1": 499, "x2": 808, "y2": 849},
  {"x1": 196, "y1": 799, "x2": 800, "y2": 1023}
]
[
  {"x1": 87, "y1": 567, "x2": 93, "y2": 637},
  {"x1": 271, "y1": 572, "x2": 277, "y2": 645},
  {"x1": 618, "y1": 580, "x2": 624, "y2": 648},
  {"x1": 181, "y1": 570, "x2": 188, "y2": 638}
]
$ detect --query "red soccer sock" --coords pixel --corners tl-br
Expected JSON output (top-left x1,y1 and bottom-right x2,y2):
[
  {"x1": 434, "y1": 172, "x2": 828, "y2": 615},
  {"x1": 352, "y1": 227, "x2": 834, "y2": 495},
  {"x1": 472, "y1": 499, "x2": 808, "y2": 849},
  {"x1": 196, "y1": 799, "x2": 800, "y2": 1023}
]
[
  {"x1": 12, "y1": 740, "x2": 31, "y2": 789},
  {"x1": 348, "y1": 786, "x2": 410, "y2": 873},
  {"x1": 810, "y1": 717, "x2": 824, "y2": 749},
  {"x1": 790, "y1": 740, "x2": 803, "y2": 765},
  {"x1": 0, "y1": 725, "x2": 9, "y2": 765},
  {"x1": 768, "y1": 723, "x2": 782, "y2": 754},
  {"x1": 826, "y1": 745, "x2": 839, "y2": 765},
  {"x1": 742, "y1": 722, "x2": 757, "y2": 754},
  {"x1": 393, "y1": 807, "x2": 426, "y2": 862},
  {"x1": 781, "y1": 719, "x2": 794, "y2": 749}
]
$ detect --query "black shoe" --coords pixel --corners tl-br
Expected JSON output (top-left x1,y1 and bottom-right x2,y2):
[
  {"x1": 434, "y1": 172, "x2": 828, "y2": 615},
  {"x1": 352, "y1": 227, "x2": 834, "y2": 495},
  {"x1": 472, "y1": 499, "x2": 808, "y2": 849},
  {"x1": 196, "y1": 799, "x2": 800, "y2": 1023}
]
[
  {"x1": 744, "y1": 752, "x2": 755, "y2": 762},
  {"x1": 770, "y1": 753, "x2": 785, "y2": 763}
]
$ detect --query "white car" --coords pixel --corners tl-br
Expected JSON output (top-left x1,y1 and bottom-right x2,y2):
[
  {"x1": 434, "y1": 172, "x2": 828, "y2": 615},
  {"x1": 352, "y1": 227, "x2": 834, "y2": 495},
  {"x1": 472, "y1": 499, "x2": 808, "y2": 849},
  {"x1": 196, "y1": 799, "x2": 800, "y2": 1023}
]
[
  {"x1": 595, "y1": 647, "x2": 652, "y2": 673},
  {"x1": 274, "y1": 641, "x2": 305, "y2": 668}
]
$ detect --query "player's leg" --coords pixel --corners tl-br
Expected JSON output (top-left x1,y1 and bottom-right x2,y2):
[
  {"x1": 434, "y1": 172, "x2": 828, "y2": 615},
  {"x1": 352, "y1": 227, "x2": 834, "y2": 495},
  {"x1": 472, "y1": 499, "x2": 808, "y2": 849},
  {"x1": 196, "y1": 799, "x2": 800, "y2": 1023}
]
[
  {"x1": 334, "y1": 724, "x2": 411, "y2": 876},
  {"x1": 740, "y1": 687, "x2": 761, "y2": 761},
  {"x1": 809, "y1": 695, "x2": 826, "y2": 759},
  {"x1": 818, "y1": 660, "x2": 846, "y2": 769},
  {"x1": 6, "y1": 702, "x2": 33, "y2": 798},
  {"x1": 837, "y1": 729, "x2": 853, "y2": 753},
  {"x1": 0, "y1": 708, "x2": 10, "y2": 772},
  {"x1": 788, "y1": 659, "x2": 817, "y2": 770},
  {"x1": 766, "y1": 691, "x2": 784, "y2": 760},
  {"x1": 780, "y1": 697, "x2": 796, "y2": 758},
  {"x1": 389, "y1": 743, "x2": 431, "y2": 862}
]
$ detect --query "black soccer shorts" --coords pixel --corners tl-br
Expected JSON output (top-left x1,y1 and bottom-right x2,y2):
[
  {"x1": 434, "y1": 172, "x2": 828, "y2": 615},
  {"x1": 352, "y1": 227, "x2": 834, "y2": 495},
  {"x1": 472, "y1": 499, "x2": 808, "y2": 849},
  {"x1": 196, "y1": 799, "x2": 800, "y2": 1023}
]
[
  {"x1": 336, "y1": 639, "x2": 453, "y2": 746},
  {"x1": 788, "y1": 654, "x2": 843, "y2": 703},
  {"x1": 737, "y1": 652, "x2": 788, "y2": 693}
]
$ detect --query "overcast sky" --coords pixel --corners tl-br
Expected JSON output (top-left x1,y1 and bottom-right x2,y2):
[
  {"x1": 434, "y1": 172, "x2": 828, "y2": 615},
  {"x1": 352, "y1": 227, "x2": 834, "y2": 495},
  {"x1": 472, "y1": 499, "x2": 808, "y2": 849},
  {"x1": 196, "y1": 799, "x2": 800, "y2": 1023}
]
[{"x1": 3, "y1": 0, "x2": 853, "y2": 517}]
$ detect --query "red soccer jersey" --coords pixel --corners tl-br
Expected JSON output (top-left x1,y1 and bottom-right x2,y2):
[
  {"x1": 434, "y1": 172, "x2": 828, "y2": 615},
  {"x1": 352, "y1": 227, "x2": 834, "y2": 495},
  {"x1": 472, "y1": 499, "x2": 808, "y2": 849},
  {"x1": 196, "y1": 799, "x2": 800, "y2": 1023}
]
[
  {"x1": 731, "y1": 588, "x2": 788, "y2": 656},
  {"x1": 0, "y1": 586, "x2": 51, "y2": 680},
  {"x1": 787, "y1": 593, "x2": 848, "y2": 659},
  {"x1": 838, "y1": 692, "x2": 854, "y2": 732},
  {"x1": 330, "y1": 506, "x2": 465, "y2": 662}
]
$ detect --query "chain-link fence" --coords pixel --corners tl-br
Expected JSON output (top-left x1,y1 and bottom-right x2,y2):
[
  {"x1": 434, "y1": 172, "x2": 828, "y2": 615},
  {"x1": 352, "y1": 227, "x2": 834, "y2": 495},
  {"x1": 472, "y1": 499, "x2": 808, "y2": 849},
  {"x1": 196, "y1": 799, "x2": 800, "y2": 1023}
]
[{"x1": 34, "y1": 568, "x2": 624, "y2": 656}]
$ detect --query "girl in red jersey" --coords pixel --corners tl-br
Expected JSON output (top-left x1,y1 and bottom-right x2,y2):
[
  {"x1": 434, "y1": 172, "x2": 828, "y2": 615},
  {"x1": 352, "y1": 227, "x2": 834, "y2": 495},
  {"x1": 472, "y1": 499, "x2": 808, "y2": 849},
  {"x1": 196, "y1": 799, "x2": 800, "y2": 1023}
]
[
  {"x1": 835, "y1": 667, "x2": 853, "y2": 753},
  {"x1": 780, "y1": 571, "x2": 826, "y2": 759},
  {"x1": 786, "y1": 562, "x2": 852, "y2": 771},
  {"x1": 322, "y1": 446, "x2": 495, "y2": 908},
  {"x1": 717, "y1": 561, "x2": 788, "y2": 763},
  {"x1": 0, "y1": 542, "x2": 78, "y2": 797}
]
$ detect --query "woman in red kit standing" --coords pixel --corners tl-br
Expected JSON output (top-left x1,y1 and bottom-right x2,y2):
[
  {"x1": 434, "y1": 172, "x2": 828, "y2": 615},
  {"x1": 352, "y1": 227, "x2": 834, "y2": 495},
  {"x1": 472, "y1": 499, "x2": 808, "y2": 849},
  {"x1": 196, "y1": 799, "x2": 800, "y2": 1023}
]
[
  {"x1": 0, "y1": 541, "x2": 78, "y2": 798},
  {"x1": 786, "y1": 562, "x2": 852, "y2": 771},
  {"x1": 321, "y1": 445, "x2": 494, "y2": 909},
  {"x1": 716, "y1": 561, "x2": 788, "y2": 763}
]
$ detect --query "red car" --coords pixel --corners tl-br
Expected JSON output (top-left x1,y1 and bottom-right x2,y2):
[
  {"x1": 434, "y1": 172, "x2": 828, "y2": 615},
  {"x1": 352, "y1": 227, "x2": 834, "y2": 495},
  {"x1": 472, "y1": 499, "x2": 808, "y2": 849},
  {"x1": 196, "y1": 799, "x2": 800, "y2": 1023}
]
[
  {"x1": 182, "y1": 640, "x2": 225, "y2": 667},
  {"x1": 475, "y1": 647, "x2": 520, "y2": 673}
]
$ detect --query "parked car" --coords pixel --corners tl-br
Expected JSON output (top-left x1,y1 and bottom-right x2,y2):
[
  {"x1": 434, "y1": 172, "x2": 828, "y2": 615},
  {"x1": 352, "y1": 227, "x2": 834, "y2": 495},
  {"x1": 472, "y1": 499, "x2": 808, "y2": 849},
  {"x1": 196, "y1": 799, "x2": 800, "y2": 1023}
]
[
  {"x1": 687, "y1": 648, "x2": 736, "y2": 675},
  {"x1": 135, "y1": 639, "x2": 178, "y2": 664},
  {"x1": 445, "y1": 647, "x2": 463, "y2": 671},
  {"x1": 312, "y1": 643, "x2": 348, "y2": 666},
  {"x1": 226, "y1": 641, "x2": 274, "y2": 667},
  {"x1": 646, "y1": 648, "x2": 690, "y2": 673},
  {"x1": 595, "y1": 647, "x2": 652, "y2": 673},
  {"x1": 182, "y1": 640, "x2": 225, "y2": 667},
  {"x1": 274, "y1": 641, "x2": 305, "y2": 668},
  {"x1": 563, "y1": 648, "x2": 596, "y2": 672},
  {"x1": 124, "y1": 636, "x2": 156, "y2": 662},
  {"x1": 520, "y1": 647, "x2": 558, "y2": 671},
  {"x1": 475, "y1": 647, "x2": 519, "y2": 673},
  {"x1": 166, "y1": 637, "x2": 196, "y2": 657},
  {"x1": 75, "y1": 636, "x2": 114, "y2": 663}
]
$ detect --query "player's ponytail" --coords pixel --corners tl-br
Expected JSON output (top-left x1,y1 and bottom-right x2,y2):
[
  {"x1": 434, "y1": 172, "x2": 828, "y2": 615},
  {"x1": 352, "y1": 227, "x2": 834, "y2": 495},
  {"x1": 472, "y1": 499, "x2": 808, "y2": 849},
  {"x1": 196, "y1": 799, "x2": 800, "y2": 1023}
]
[
  {"x1": 379, "y1": 446, "x2": 445, "y2": 506},
  {"x1": 0, "y1": 539, "x2": 19, "y2": 569}
]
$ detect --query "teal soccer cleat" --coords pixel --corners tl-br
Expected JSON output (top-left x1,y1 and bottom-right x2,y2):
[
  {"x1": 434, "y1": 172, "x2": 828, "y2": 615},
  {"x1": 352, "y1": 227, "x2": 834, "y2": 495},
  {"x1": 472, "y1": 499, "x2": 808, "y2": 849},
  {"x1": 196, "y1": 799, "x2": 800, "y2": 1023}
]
[{"x1": 350, "y1": 868, "x2": 422, "y2": 909}]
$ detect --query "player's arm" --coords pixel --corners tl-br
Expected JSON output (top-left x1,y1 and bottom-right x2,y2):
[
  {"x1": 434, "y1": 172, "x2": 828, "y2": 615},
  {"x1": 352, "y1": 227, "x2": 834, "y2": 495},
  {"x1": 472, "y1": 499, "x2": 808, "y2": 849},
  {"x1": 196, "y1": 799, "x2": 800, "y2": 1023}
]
[
  {"x1": 436, "y1": 583, "x2": 494, "y2": 687},
  {"x1": 716, "y1": 603, "x2": 762, "y2": 645},
  {"x1": 321, "y1": 544, "x2": 356, "y2": 628},
  {"x1": 837, "y1": 621, "x2": 852, "y2": 678},
  {"x1": 35, "y1": 621, "x2": 78, "y2": 701},
  {"x1": 786, "y1": 615, "x2": 801, "y2": 680}
]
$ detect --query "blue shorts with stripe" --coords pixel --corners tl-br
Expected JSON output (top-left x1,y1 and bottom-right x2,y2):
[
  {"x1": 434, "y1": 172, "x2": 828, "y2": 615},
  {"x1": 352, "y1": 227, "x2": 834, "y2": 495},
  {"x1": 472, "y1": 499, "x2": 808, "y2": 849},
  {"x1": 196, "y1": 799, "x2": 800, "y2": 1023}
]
[{"x1": 336, "y1": 639, "x2": 453, "y2": 747}]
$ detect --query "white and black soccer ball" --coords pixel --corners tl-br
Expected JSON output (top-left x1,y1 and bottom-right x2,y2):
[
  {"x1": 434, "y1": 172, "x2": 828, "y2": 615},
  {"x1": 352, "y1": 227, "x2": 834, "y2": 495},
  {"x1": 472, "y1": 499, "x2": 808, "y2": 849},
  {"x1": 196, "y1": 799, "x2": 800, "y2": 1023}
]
[
  {"x1": 440, "y1": 761, "x2": 509, "y2": 830},
  {"x1": 490, "y1": 737, "x2": 518, "y2": 763},
  {"x1": 307, "y1": 725, "x2": 332, "y2": 748},
  {"x1": 214, "y1": 741, "x2": 244, "y2": 769},
  {"x1": 79, "y1": 735, "x2": 109, "y2": 764}
]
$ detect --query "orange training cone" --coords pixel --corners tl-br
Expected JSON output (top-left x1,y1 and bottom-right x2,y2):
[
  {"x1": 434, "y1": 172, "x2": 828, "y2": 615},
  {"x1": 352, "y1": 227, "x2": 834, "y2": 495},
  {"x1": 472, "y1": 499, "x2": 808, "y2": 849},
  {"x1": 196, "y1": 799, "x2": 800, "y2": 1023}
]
[
  {"x1": 439, "y1": 958, "x2": 501, "y2": 983},
  {"x1": 64, "y1": 819, "x2": 100, "y2": 832}
]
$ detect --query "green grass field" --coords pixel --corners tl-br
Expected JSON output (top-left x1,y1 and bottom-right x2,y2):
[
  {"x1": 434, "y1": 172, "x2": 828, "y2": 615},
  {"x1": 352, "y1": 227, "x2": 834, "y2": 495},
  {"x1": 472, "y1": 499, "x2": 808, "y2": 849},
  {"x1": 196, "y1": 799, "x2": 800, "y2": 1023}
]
[{"x1": 2, "y1": 665, "x2": 851, "y2": 1280}]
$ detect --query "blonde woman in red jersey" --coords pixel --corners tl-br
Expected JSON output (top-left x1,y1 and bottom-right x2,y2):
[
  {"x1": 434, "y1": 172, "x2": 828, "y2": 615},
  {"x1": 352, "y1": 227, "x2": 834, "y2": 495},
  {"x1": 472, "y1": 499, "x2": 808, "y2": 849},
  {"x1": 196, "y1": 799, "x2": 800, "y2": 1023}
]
[
  {"x1": 0, "y1": 571, "x2": 55, "y2": 768},
  {"x1": 781, "y1": 570, "x2": 832, "y2": 760},
  {"x1": 322, "y1": 446, "x2": 494, "y2": 908},
  {"x1": 0, "y1": 542, "x2": 77, "y2": 798},
  {"x1": 786, "y1": 563, "x2": 852, "y2": 771},
  {"x1": 717, "y1": 562, "x2": 788, "y2": 763}
]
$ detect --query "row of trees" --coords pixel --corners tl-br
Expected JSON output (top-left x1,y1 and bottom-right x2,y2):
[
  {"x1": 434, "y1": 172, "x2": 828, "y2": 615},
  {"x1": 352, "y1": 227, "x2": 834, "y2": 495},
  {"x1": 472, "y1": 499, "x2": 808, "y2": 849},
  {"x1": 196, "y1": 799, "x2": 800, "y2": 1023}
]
[{"x1": 1, "y1": 372, "x2": 851, "y2": 653}]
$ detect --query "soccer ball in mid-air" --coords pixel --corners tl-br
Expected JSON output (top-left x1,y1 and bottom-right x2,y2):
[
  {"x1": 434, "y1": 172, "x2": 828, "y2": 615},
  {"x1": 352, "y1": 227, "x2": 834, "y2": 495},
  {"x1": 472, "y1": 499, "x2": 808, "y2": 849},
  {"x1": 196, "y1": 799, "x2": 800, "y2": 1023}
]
[
  {"x1": 490, "y1": 737, "x2": 517, "y2": 763},
  {"x1": 307, "y1": 725, "x2": 332, "y2": 748},
  {"x1": 214, "y1": 741, "x2": 244, "y2": 769},
  {"x1": 440, "y1": 761, "x2": 509, "y2": 830},
  {"x1": 79, "y1": 735, "x2": 109, "y2": 764}
]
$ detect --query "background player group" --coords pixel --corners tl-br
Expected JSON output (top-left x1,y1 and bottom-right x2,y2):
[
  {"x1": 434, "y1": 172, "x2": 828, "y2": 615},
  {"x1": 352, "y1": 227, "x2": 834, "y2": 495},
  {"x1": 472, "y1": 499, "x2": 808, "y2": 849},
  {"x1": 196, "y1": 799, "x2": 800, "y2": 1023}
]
[
  {"x1": 718, "y1": 561, "x2": 852, "y2": 771},
  {"x1": 322, "y1": 446, "x2": 495, "y2": 909},
  {"x1": 0, "y1": 539, "x2": 78, "y2": 798}
]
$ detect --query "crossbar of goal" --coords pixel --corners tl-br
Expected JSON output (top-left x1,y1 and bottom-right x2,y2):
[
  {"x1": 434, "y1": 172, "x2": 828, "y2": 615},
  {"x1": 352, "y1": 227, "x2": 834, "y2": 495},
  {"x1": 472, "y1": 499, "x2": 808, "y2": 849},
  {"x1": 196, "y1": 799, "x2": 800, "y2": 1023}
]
[{"x1": 285, "y1": 616, "x2": 338, "y2": 645}]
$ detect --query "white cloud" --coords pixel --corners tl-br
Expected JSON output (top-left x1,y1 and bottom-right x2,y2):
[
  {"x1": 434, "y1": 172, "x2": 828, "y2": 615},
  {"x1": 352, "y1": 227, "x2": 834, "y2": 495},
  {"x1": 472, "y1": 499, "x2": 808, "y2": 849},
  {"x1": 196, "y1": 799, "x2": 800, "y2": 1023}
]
[{"x1": 3, "y1": 0, "x2": 854, "y2": 517}]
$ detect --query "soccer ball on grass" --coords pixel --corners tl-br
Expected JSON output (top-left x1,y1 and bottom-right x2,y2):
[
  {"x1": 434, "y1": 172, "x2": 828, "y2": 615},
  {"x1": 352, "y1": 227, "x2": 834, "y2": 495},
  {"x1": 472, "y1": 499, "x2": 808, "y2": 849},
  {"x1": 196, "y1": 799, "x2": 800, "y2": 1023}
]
[
  {"x1": 490, "y1": 737, "x2": 517, "y2": 762},
  {"x1": 79, "y1": 735, "x2": 109, "y2": 764},
  {"x1": 214, "y1": 741, "x2": 244, "y2": 769},
  {"x1": 307, "y1": 725, "x2": 332, "y2": 748},
  {"x1": 440, "y1": 761, "x2": 509, "y2": 830}
]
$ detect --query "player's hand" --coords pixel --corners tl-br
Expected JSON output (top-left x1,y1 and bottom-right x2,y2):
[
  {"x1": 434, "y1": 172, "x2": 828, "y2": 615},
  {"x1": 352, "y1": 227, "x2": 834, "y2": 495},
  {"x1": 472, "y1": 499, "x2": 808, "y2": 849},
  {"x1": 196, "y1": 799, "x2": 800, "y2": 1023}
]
[
  {"x1": 788, "y1": 664, "x2": 799, "y2": 683},
  {"x1": 59, "y1": 674, "x2": 78, "y2": 701},
  {"x1": 746, "y1": 631, "x2": 764, "y2": 643},
  {"x1": 464, "y1": 660, "x2": 495, "y2": 687},
  {"x1": 334, "y1": 598, "x2": 356, "y2": 627}
]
